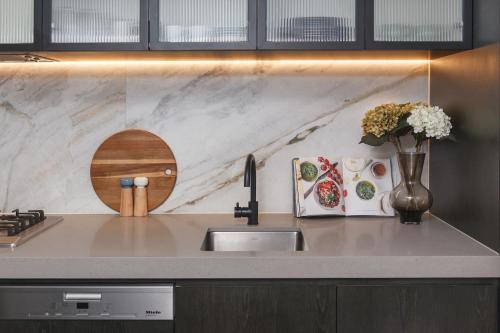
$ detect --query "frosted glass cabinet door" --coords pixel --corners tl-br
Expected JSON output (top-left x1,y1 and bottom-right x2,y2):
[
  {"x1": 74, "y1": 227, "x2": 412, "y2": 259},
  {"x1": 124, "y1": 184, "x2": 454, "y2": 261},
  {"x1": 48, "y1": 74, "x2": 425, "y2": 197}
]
[
  {"x1": 42, "y1": 0, "x2": 148, "y2": 50},
  {"x1": 150, "y1": 0, "x2": 257, "y2": 50},
  {"x1": 366, "y1": 0, "x2": 472, "y2": 49},
  {"x1": 258, "y1": 0, "x2": 364, "y2": 49},
  {"x1": 0, "y1": 0, "x2": 42, "y2": 51}
]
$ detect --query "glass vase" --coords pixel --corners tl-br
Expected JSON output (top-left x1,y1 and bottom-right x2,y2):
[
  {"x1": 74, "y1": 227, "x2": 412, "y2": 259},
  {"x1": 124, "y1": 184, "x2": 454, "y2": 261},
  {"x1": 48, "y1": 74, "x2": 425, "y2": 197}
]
[{"x1": 390, "y1": 152, "x2": 433, "y2": 224}]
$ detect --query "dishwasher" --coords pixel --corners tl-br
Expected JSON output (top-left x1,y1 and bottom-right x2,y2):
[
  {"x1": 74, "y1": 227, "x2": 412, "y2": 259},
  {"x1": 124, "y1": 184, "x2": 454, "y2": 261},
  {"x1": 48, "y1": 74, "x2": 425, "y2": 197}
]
[{"x1": 0, "y1": 284, "x2": 174, "y2": 333}]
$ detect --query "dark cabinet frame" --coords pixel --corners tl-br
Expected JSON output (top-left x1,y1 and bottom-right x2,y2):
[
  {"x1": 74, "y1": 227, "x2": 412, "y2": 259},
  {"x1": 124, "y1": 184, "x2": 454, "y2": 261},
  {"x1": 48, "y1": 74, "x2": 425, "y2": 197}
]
[
  {"x1": 257, "y1": 0, "x2": 365, "y2": 50},
  {"x1": 0, "y1": 0, "x2": 475, "y2": 52},
  {"x1": 0, "y1": 0, "x2": 43, "y2": 52},
  {"x1": 149, "y1": 0, "x2": 258, "y2": 50},
  {"x1": 42, "y1": 0, "x2": 149, "y2": 51},
  {"x1": 365, "y1": 0, "x2": 473, "y2": 50}
]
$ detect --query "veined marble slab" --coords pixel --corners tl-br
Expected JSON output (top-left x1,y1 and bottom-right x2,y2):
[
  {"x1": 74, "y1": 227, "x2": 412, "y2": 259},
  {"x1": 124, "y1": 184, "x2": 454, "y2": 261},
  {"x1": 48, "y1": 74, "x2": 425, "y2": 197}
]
[{"x1": 0, "y1": 62, "x2": 427, "y2": 213}]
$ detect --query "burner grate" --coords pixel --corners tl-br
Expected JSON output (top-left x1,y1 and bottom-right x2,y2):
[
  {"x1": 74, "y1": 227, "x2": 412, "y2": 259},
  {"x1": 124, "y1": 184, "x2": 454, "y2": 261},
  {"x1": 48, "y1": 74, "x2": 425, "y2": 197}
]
[
  {"x1": 0, "y1": 210, "x2": 62, "y2": 248},
  {"x1": 0, "y1": 209, "x2": 47, "y2": 236}
]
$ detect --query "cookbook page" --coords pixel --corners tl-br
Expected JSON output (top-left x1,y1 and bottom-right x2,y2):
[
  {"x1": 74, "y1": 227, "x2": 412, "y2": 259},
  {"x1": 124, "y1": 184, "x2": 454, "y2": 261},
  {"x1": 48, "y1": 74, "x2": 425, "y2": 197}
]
[
  {"x1": 292, "y1": 158, "x2": 306, "y2": 217},
  {"x1": 342, "y1": 157, "x2": 395, "y2": 216},
  {"x1": 296, "y1": 156, "x2": 345, "y2": 216}
]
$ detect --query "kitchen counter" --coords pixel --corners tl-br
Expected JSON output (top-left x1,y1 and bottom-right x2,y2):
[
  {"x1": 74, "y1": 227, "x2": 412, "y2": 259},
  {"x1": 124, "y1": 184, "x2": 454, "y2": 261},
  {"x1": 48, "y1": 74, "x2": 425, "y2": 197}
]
[{"x1": 0, "y1": 214, "x2": 498, "y2": 279}]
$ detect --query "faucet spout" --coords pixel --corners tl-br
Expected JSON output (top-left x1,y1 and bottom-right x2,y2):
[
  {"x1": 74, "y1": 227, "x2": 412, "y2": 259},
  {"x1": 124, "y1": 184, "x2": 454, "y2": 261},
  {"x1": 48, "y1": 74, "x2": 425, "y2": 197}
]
[
  {"x1": 234, "y1": 154, "x2": 259, "y2": 225},
  {"x1": 244, "y1": 154, "x2": 257, "y2": 203}
]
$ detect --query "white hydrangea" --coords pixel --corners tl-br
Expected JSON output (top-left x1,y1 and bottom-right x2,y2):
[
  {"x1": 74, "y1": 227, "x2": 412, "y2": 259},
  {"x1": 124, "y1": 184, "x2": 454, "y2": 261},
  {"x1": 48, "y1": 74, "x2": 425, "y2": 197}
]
[{"x1": 407, "y1": 105, "x2": 452, "y2": 139}]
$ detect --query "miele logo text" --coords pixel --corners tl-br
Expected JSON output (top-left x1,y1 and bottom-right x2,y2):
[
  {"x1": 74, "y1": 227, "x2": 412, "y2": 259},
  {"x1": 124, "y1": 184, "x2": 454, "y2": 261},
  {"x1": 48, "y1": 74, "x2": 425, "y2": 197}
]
[{"x1": 146, "y1": 310, "x2": 162, "y2": 315}]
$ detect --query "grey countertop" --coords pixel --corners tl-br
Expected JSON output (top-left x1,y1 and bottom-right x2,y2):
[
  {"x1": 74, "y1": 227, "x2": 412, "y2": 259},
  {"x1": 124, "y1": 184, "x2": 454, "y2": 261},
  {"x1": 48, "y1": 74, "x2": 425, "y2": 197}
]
[{"x1": 0, "y1": 214, "x2": 498, "y2": 279}]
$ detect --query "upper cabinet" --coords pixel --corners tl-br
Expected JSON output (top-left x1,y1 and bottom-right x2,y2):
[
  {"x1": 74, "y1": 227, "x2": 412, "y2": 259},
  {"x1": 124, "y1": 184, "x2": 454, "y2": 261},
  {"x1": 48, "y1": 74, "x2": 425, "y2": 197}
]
[
  {"x1": 42, "y1": 0, "x2": 149, "y2": 50},
  {"x1": 149, "y1": 0, "x2": 257, "y2": 50},
  {"x1": 366, "y1": 0, "x2": 472, "y2": 49},
  {"x1": 258, "y1": 0, "x2": 364, "y2": 49},
  {"x1": 0, "y1": 0, "x2": 42, "y2": 51},
  {"x1": 0, "y1": 0, "x2": 474, "y2": 52}
]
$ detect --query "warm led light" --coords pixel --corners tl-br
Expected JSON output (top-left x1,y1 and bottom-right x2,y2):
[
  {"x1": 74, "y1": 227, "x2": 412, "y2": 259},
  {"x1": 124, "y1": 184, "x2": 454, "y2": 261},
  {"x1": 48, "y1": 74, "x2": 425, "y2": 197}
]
[{"x1": 0, "y1": 59, "x2": 429, "y2": 65}]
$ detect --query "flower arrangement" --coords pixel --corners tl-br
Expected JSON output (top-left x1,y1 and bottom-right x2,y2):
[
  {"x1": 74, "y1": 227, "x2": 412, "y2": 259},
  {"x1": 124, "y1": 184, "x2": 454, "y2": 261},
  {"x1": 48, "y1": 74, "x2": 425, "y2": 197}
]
[{"x1": 360, "y1": 102, "x2": 453, "y2": 152}]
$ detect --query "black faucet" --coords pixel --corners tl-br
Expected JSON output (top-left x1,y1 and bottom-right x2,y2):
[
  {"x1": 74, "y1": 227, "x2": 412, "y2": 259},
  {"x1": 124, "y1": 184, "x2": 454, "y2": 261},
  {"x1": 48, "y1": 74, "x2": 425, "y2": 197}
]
[{"x1": 234, "y1": 154, "x2": 258, "y2": 225}]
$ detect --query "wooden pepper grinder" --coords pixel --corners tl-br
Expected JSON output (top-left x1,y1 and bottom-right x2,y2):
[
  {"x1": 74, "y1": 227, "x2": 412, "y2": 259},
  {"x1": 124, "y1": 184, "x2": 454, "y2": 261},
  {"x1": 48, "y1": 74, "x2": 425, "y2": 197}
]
[
  {"x1": 119, "y1": 178, "x2": 134, "y2": 217},
  {"x1": 134, "y1": 177, "x2": 149, "y2": 217}
]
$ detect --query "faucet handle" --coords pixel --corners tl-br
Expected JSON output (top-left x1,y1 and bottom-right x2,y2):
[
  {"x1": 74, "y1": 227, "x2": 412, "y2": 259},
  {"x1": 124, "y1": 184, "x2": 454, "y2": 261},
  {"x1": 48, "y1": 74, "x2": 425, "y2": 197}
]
[{"x1": 234, "y1": 202, "x2": 242, "y2": 218}]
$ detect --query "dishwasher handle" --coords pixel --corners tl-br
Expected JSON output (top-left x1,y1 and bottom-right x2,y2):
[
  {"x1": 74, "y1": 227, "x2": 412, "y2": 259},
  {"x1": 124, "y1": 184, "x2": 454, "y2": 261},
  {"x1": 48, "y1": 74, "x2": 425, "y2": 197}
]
[{"x1": 64, "y1": 292, "x2": 102, "y2": 301}]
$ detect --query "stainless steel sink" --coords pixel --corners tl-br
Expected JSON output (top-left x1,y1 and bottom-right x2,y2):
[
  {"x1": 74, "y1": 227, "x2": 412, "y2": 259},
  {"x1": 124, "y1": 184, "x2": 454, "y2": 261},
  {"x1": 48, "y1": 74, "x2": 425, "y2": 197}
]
[{"x1": 201, "y1": 228, "x2": 307, "y2": 252}]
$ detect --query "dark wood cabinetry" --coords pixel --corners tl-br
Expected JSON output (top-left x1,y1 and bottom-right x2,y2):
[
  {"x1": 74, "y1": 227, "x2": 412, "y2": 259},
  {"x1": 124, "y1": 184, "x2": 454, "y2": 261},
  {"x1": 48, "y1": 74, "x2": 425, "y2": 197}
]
[
  {"x1": 0, "y1": 279, "x2": 497, "y2": 333},
  {"x1": 337, "y1": 283, "x2": 498, "y2": 333},
  {"x1": 176, "y1": 279, "x2": 498, "y2": 333},
  {"x1": 430, "y1": 0, "x2": 500, "y2": 252},
  {"x1": 0, "y1": 320, "x2": 49, "y2": 333},
  {"x1": 175, "y1": 280, "x2": 337, "y2": 333},
  {"x1": 0, "y1": 320, "x2": 173, "y2": 333}
]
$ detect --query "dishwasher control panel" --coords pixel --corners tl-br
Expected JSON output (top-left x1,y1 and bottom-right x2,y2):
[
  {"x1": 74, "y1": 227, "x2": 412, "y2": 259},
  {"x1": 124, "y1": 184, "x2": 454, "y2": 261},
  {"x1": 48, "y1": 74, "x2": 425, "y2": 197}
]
[{"x1": 0, "y1": 285, "x2": 173, "y2": 320}]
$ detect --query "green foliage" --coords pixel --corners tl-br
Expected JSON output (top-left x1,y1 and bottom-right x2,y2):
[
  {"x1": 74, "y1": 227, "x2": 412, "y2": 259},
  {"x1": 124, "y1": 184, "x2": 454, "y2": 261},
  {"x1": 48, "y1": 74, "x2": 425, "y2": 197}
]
[{"x1": 359, "y1": 133, "x2": 388, "y2": 146}]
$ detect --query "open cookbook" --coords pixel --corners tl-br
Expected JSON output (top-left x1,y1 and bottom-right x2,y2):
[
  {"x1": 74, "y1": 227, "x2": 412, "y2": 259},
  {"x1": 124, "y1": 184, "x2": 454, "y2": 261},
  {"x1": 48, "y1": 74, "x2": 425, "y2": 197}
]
[{"x1": 292, "y1": 156, "x2": 395, "y2": 217}]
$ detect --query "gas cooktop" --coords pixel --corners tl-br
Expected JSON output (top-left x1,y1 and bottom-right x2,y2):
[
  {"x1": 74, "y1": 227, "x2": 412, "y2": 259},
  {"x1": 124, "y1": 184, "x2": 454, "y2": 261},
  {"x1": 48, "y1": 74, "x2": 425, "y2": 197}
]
[{"x1": 0, "y1": 210, "x2": 63, "y2": 248}]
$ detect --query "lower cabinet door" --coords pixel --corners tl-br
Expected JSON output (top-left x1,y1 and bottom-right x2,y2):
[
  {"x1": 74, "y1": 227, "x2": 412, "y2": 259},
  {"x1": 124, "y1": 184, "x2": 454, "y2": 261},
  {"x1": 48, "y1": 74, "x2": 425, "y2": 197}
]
[
  {"x1": 337, "y1": 284, "x2": 498, "y2": 333},
  {"x1": 0, "y1": 320, "x2": 173, "y2": 333},
  {"x1": 0, "y1": 320, "x2": 50, "y2": 333},
  {"x1": 175, "y1": 281, "x2": 337, "y2": 333}
]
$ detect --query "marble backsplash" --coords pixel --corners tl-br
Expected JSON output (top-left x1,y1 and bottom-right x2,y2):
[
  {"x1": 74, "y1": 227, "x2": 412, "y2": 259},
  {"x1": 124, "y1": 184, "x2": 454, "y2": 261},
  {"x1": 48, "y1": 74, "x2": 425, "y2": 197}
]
[{"x1": 0, "y1": 61, "x2": 428, "y2": 213}]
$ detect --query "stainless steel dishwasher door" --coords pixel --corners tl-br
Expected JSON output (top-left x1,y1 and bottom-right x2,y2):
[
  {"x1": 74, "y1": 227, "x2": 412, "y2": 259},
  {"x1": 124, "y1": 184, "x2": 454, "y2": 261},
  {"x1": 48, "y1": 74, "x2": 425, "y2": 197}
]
[
  {"x1": 0, "y1": 285, "x2": 173, "y2": 318},
  {"x1": 0, "y1": 285, "x2": 174, "y2": 333}
]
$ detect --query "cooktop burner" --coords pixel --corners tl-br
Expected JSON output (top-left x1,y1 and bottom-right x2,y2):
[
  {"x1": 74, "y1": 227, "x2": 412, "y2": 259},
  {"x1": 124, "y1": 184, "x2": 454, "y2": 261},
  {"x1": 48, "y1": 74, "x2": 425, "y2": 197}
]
[{"x1": 0, "y1": 210, "x2": 63, "y2": 248}]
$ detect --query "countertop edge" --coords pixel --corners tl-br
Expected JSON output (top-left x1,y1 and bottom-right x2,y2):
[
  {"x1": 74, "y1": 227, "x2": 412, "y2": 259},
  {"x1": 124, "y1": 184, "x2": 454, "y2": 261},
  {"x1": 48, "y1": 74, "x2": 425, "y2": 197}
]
[{"x1": 1, "y1": 256, "x2": 499, "y2": 279}]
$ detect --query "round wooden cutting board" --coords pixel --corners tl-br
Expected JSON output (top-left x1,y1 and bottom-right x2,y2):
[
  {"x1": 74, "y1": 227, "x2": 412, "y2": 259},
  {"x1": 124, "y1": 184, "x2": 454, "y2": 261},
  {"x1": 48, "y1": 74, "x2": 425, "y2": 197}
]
[{"x1": 90, "y1": 129, "x2": 177, "y2": 212}]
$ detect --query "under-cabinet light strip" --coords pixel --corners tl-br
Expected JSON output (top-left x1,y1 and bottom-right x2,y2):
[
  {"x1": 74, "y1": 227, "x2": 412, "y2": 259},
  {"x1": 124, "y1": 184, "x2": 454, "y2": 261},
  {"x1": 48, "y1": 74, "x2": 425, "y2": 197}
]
[{"x1": 0, "y1": 59, "x2": 429, "y2": 65}]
